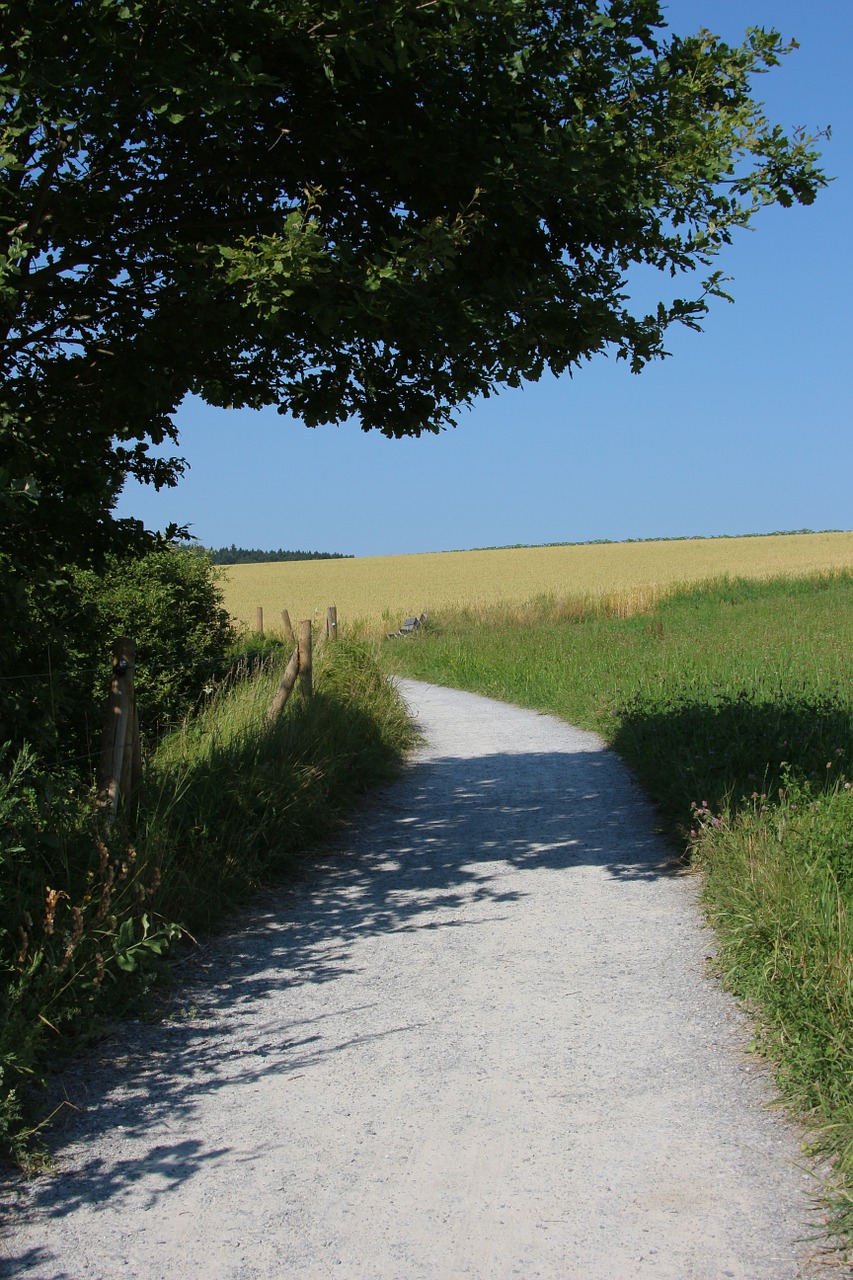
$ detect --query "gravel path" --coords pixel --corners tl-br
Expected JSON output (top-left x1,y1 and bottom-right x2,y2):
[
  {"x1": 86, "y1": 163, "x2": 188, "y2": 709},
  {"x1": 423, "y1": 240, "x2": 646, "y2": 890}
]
[{"x1": 1, "y1": 679, "x2": 838, "y2": 1279}]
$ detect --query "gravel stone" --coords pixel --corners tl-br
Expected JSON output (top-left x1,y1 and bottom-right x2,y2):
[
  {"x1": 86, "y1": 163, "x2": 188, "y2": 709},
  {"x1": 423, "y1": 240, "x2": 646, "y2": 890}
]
[{"x1": 0, "y1": 680, "x2": 842, "y2": 1278}]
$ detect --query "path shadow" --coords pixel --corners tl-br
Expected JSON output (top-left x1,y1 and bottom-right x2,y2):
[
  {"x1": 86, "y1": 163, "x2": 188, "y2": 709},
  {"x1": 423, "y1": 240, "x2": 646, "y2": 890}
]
[{"x1": 2, "y1": 740, "x2": 683, "y2": 1259}]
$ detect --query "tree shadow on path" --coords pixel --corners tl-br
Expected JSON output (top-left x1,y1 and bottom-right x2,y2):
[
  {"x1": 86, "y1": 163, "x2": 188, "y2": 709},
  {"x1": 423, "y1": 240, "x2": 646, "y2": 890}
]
[{"x1": 2, "y1": 739, "x2": 685, "y2": 1271}]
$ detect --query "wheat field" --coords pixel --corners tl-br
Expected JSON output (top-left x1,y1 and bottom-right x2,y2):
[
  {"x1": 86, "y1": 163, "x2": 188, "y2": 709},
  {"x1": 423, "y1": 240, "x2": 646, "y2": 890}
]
[{"x1": 220, "y1": 531, "x2": 853, "y2": 635}]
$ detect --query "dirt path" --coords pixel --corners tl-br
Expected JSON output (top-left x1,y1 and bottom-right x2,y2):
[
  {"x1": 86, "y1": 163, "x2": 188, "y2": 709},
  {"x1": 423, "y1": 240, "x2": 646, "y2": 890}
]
[{"x1": 1, "y1": 680, "x2": 837, "y2": 1279}]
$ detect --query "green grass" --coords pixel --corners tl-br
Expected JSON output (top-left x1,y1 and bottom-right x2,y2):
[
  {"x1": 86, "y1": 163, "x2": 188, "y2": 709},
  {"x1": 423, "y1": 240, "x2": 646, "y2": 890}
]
[
  {"x1": 1, "y1": 635, "x2": 414, "y2": 1163},
  {"x1": 146, "y1": 635, "x2": 414, "y2": 932},
  {"x1": 385, "y1": 571, "x2": 853, "y2": 1242}
]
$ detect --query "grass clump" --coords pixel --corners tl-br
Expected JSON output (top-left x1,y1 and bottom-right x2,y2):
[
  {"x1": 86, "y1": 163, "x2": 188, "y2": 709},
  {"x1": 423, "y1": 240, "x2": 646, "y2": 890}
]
[
  {"x1": 146, "y1": 636, "x2": 413, "y2": 932},
  {"x1": 692, "y1": 772, "x2": 853, "y2": 1238},
  {"x1": 385, "y1": 570, "x2": 853, "y2": 1240},
  {"x1": 0, "y1": 635, "x2": 413, "y2": 1161}
]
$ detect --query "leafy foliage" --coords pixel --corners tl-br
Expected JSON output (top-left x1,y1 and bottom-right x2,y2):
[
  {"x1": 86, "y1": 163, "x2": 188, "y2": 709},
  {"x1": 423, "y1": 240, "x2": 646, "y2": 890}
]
[
  {"x1": 72, "y1": 545, "x2": 238, "y2": 736},
  {"x1": 0, "y1": 543, "x2": 236, "y2": 756},
  {"x1": 1, "y1": 0, "x2": 828, "y2": 584}
]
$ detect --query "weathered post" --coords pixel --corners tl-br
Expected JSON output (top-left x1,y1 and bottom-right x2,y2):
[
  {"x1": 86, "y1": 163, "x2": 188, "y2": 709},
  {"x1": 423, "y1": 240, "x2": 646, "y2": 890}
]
[
  {"x1": 298, "y1": 620, "x2": 313, "y2": 701},
  {"x1": 326, "y1": 605, "x2": 338, "y2": 641},
  {"x1": 266, "y1": 645, "x2": 300, "y2": 723},
  {"x1": 128, "y1": 699, "x2": 143, "y2": 820},
  {"x1": 280, "y1": 609, "x2": 295, "y2": 644},
  {"x1": 97, "y1": 638, "x2": 137, "y2": 824},
  {"x1": 256, "y1": 606, "x2": 264, "y2": 635}
]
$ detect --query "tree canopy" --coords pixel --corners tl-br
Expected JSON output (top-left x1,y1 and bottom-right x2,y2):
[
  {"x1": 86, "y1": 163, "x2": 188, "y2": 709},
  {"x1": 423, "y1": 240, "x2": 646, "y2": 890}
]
[{"x1": 1, "y1": 0, "x2": 827, "y2": 575}]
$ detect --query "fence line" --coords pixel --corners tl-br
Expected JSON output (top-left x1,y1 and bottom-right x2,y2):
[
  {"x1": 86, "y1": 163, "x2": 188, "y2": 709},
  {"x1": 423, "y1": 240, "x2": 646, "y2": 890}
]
[
  {"x1": 93, "y1": 610, "x2": 330, "y2": 820},
  {"x1": 0, "y1": 666, "x2": 104, "y2": 684},
  {"x1": 0, "y1": 642, "x2": 305, "y2": 689},
  {"x1": 2, "y1": 607, "x2": 343, "y2": 818},
  {"x1": 1, "y1": 600, "x2": 340, "y2": 688}
]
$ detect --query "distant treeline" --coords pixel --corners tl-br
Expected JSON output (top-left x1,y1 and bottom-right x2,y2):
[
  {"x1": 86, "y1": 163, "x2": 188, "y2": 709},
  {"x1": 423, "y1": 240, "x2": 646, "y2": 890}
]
[
  {"x1": 456, "y1": 529, "x2": 844, "y2": 554},
  {"x1": 197, "y1": 544, "x2": 354, "y2": 566}
]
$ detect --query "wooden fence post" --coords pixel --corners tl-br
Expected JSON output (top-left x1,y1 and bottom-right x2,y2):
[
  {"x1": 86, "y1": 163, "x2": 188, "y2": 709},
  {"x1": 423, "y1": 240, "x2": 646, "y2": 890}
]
[
  {"x1": 266, "y1": 618, "x2": 317, "y2": 722},
  {"x1": 280, "y1": 609, "x2": 295, "y2": 644},
  {"x1": 256, "y1": 606, "x2": 264, "y2": 635},
  {"x1": 127, "y1": 699, "x2": 142, "y2": 820},
  {"x1": 326, "y1": 605, "x2": 337, "y2": 641},
  {"x1": 298, "y1": 620, "x2": 312, "y2": 700},
  {"x1": 97, "y1": 638, "x2": 138, "y2": 824},
  {"x1": 266, "y1": 645, "x2": 300, "y2": 723}
]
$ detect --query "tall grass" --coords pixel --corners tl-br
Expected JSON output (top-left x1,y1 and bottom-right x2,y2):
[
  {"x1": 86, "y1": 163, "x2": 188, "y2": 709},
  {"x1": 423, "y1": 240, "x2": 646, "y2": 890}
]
[
  {"x1": 146, "y1": 636, "x2": 414, "y2": 932},
  {"x1": 386, "y1": 571, "x2": 853, "y2": 1240},
  {"x1": 1, "y1": 635, "x2": 413, "y2": 1162}
]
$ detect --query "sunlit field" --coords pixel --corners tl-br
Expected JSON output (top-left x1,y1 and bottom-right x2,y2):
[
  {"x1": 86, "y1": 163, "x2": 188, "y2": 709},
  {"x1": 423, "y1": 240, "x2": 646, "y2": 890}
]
[{"x1": 220, "y1": 531, "x2": 853, "y2": 634}]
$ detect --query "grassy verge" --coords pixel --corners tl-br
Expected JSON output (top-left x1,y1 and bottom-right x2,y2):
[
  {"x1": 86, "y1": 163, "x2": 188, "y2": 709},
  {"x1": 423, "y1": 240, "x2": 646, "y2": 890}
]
[
  {"x1": 1, "y1": 636, "x2": 413, "y2": 1162},
  {"x1": 385, "y1": 571, "x2": 853, "y2": 1238},
  {"x1": 146, "y1": 635, "x2": 414, "y2": 932}
]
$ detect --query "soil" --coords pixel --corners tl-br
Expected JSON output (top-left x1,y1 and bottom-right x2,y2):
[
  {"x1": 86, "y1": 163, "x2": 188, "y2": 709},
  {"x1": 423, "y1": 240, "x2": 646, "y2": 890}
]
[{"x1": 0, "y1": 679, "x2": 844, "y2": 1279}]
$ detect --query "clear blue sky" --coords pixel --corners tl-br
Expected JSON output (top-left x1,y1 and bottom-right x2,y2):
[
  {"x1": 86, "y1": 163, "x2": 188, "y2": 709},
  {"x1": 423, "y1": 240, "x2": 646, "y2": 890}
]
[{"x1": 116, "y1": 0, "x2": 852, "y2": 558}]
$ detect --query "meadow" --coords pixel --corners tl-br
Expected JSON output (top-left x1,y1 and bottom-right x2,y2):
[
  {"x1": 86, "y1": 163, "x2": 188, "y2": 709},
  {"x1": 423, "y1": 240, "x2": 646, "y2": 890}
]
[
  {"x1": 220, "y1": 531, "x2": 853, "y2": 634},
  {"x1": 385, "y1": 570, "x2": 853, "y2": 1240}
]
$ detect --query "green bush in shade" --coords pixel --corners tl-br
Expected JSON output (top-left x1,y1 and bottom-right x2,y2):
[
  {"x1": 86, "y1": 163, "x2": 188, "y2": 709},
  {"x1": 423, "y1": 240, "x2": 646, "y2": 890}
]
[
  {"x1": 72, "y1": 545, "x2": 238, "y2": 736},
  {"x1": 1, "y1": 544, "x2": 237, "y2": 758}
]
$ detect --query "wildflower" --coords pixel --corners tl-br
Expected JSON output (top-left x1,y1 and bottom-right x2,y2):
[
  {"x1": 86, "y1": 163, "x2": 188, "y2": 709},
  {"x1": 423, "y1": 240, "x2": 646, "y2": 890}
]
[
  {"x1": 43, "y1": 887, "x2": 67, "y2": 936},
  {"x1": 59, "y1": 908, "x2": 85, "y2": 974},
  {"x1": 69, "y1": 907, "x2": 83, "y2": 944}
]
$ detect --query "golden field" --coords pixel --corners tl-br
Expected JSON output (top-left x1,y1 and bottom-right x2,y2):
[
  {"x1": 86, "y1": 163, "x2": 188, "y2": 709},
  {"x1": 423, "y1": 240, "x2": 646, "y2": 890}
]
[{"x1": 220, "y1": 531, "x2": 853, "y2": 635}]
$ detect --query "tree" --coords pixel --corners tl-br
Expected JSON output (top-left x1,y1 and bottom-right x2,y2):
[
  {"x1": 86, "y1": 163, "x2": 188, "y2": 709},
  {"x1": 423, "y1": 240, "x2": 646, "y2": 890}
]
[{"x1": 1, "y1": 0, "x2": 827, "y2": 578}]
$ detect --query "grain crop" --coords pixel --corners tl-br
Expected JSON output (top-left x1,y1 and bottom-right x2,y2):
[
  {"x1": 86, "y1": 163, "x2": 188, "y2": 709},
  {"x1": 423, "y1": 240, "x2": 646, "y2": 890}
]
[{"x1": 220, "y1": 530, "x2": 853, "y2": 634}]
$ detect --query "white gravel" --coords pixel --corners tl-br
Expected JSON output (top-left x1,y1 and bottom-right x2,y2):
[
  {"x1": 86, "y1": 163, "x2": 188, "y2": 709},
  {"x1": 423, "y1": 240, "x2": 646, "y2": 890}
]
[{"x1": 0, "y1": 679, "x2": 841, "y2": 1279}]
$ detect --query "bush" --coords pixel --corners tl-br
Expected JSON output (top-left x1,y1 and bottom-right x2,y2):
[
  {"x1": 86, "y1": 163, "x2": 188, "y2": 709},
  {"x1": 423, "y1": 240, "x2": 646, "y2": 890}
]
[
  {"x1": 72, "y1": 545, "x2": 237, "y2": 735},
  {"x1": 1, "y1": 544, "x2": 237, "y2": 760},
  {"x1": 0, "y1": 542, "x2": 238, "y2": 1157}
]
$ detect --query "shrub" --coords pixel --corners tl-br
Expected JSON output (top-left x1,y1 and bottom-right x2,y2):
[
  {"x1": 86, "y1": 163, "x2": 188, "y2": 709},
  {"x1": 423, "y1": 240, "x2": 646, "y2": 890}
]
[
  {"x1": 72, "y1": 545, "x2": 237, "y2": 736},
  {"x1": 1, "y1": 544, "x2": 237, "y2": 760}
]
